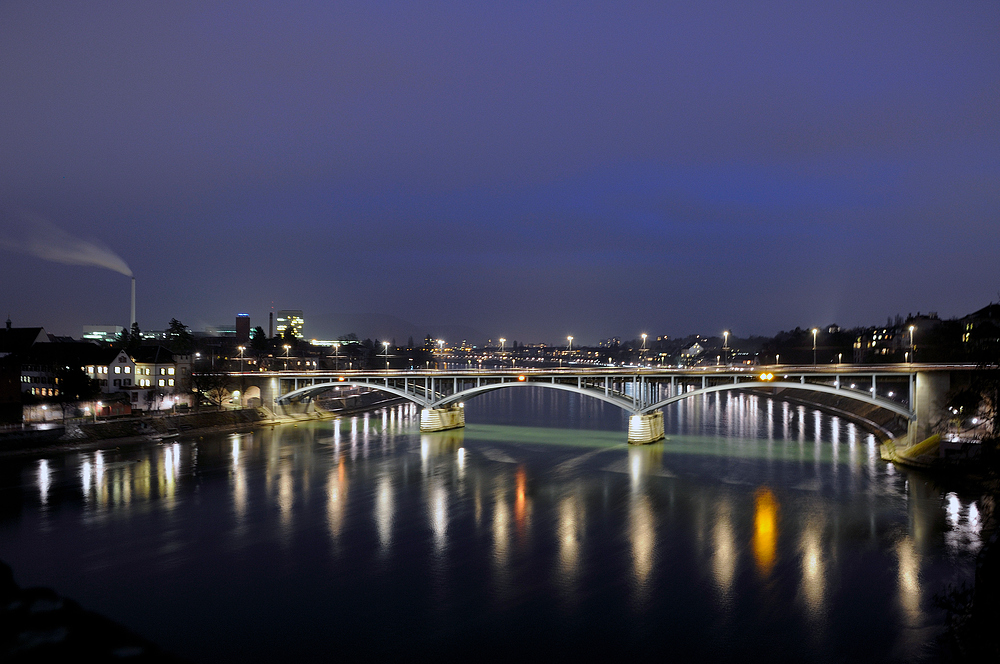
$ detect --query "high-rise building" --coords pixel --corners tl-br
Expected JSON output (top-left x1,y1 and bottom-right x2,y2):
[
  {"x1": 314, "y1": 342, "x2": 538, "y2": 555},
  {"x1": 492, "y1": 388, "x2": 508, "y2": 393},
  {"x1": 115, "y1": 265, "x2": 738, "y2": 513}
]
[
  {"x1": 275, "y1": 310, "x2": 304, "y2": 338},
  {"x1": 236, "y1": 313, "x2": 251, "y2": 343}
]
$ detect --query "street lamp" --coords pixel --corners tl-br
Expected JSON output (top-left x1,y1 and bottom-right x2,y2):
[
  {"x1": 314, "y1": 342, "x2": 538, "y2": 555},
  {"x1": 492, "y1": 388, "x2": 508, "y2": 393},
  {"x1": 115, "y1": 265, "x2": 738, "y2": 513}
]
[
  {"x1": 499, "y1": 338, "x2": 505, "y2": 368},
  {"x1": 909, "y1": 325, "x2": 915, "y2": 363},
  {"x1": 775, "y1": 354, "x2": 780, "y2": 366},
  {"x1": 812, "y1": 328, "x2": 818, "y2": 366},
  {"x1": 283, "y1": 344, "x2": 291, "y2": 371},
  {"x1": 723, "y1": 330, "x2": 729, "y2": 366},
  {"x1": 383, "y1": 341, "x2": 390, "y2": 369},
  {"x1": 238, "y1": 345, "x2": 245, "y2": 374},
  {"x1": 567, "y1": 336, "x2": 573, "y2": 352},
  {"x1": 332, "y1": 342, "x2": 339, "y2": 370}
]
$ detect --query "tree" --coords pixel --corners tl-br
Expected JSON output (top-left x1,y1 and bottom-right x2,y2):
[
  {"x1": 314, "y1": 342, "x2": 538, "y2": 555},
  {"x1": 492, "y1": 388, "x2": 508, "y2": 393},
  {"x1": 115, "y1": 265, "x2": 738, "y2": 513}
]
[
  {"x1": 55, "y1": 366, "x2": 100, "y2": 420},
  {"x1": 167, "y1": 318, "x2": 194, "y2": 354},
  {"x1": 128, "y1": 322, "x2": 142, "y2": 354},
  {"x1": 192, "y1": 368, "x2": 230, "y2": 411},
  {"x1": 281, "y1": 327, "x2": 299, "y2": 350},
  {"x1": 250, "y1": 326, "x2": 268, "y2": 353}
]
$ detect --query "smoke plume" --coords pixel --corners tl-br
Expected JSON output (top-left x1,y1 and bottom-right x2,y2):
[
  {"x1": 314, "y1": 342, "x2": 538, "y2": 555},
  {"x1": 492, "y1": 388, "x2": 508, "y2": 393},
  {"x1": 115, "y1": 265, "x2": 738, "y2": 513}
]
[{"x1": 0, "y1": 210, "x2": 132, "y2": 277}]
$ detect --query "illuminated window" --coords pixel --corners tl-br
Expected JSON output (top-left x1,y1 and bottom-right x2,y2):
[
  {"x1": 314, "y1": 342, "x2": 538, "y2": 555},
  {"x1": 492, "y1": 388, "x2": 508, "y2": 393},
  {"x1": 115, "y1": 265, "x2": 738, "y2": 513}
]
[
  {"x1": 87, "y1": 366, "x2": 94, "y2": 373},
  {"x1": 168, "y1": 379, "x2": 174, "y2": 387},
  {"x1": 124, "y1": 366, "x2": 131, "y2": 374},
  {"x1": 114, "y1": 366, "x2": 121, "y2": 374},
  {"x1": 168, "y1": 368, "x2": 175, "y2": 376},
  {"x1": 158, "y1": 379, "x2": 165, "y2": 387}
]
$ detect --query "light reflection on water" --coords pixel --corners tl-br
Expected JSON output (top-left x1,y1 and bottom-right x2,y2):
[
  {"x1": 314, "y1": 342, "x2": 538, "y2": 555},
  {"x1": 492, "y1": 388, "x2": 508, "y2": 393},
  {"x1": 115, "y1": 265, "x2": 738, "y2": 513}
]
[{"x1": 1, "y1": 394, "x2": 987, "y2": 662}]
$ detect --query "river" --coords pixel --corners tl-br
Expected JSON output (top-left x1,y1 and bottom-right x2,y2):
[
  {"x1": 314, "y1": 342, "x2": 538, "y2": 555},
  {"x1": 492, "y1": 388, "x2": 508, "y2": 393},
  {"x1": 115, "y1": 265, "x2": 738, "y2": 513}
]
[{"x1": 0, "y1": 389, "x2": 987, "y2": 661}]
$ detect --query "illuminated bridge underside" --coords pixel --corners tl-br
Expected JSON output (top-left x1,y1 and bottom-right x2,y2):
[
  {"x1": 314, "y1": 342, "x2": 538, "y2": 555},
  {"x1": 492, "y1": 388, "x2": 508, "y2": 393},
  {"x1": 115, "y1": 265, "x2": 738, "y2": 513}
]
[
  {"x1": 644, "y1": 381, "x2": 914, "y2": 420},
  {"x1": 274, "y1": 374, "x2": 916, "y2": 422}
]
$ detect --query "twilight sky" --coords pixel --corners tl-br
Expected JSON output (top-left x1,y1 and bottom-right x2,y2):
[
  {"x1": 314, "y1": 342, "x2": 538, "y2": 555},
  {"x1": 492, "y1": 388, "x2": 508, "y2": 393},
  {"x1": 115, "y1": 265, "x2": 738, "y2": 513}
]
[{"x1": 2, "y1": 1, "x2": 998, "y2": 345}]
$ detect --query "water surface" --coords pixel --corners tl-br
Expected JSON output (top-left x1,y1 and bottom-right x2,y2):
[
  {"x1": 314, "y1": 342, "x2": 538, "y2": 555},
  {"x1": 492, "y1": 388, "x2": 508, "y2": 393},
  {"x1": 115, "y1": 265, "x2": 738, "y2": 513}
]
[{"x1": 0, "y1": 390, "x2": 985, "y2": 661}]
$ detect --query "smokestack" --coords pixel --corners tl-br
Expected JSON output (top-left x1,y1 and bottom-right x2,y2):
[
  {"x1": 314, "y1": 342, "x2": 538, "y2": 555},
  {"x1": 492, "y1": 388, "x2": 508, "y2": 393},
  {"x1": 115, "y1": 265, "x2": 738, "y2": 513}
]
[
  {"x1": 130, "y1": 277, "x2": 136, "y2": 329},
  {"x1": 269, "y1": 312, "x2": 273, "y2": 338}
]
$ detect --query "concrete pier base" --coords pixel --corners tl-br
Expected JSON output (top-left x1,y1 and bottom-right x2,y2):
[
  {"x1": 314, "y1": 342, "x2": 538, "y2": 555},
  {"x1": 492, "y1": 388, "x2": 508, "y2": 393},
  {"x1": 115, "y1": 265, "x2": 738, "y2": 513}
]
[
  {"x1": 420, "y1": 405, "x2": 466, "y2": 432},
  {"x1": 628, "y1": 411, "x2": 665, "y2": 444}
]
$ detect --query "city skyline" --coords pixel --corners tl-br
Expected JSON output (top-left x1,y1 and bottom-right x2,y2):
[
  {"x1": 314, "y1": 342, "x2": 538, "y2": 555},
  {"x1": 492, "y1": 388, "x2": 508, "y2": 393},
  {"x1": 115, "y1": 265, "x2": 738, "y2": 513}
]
[{"x1": 2, "y1": 2, "x2": 999, "y2": 344}]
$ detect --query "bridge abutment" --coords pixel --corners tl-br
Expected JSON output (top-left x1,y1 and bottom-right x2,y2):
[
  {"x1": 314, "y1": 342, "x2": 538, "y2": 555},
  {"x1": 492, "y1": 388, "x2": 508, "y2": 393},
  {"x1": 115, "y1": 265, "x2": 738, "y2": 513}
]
[
  {"x1": 420, "y1": 405, "x2": 466, "y2": 432},
  {"x1": 628, "y1": 411, "x2": 665, "y2": 444}
]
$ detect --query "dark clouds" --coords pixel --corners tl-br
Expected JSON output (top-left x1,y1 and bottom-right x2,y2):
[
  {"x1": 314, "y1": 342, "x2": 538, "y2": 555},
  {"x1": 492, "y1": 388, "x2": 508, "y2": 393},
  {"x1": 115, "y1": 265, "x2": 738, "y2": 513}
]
[{"x1": 1, "y1": 1, "x2": 998, "y2": 343}]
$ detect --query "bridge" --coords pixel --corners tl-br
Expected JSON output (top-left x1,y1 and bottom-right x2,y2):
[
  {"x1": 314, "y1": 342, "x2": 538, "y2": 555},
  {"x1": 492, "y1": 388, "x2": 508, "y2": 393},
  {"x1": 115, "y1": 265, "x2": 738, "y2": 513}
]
[{"x1": 225, "y1": 364, "x2": 969, "y2": 444}]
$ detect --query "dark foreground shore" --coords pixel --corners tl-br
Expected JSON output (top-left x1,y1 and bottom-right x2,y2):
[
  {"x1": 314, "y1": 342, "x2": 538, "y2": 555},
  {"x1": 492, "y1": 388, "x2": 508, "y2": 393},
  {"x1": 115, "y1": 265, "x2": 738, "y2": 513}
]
[{"x1": 1, "y1": 561, "x2": 186, "y2": 662}]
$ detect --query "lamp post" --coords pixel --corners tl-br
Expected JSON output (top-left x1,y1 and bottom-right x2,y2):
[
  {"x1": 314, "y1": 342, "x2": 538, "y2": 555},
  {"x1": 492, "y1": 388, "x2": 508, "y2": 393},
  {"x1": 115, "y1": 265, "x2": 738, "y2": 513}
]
[
  {"x1": 723, "y1": 330, "x2": 729, "y2": 367},
  {"x1": 383, "y1": 341, "x2": 390, "y2": 369},
  {"x1": 812, "y1": 328, "x2": 818, "y2": 366},
  {"x1": 499, "y1": 338, "x2": 505, "y2": 369},
  {"x1": 283, "y1": 345, "x2": 291, "y2": 371},
  {"x1": 333, "y1": 342, "x2": 339, "y2": 370},
  {"x1": 775, "y1": 354, "x2": 780, "y2": 366},
  {"x1": 567, "y1": 336, "x2": 573, "y2": 352},
  {"x1": 909, "y1": 325, "x2": 915, "y2": 363},
  {"x1": 238, "y1": 345, "x2": 245, "y2": 374}
]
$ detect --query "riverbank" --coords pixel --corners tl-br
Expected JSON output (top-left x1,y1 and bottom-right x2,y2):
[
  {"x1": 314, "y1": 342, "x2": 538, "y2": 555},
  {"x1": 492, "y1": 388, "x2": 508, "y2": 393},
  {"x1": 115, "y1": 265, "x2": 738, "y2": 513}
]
[{"x1": 0, "y1": 396, "x2": 409, "y2": 460}]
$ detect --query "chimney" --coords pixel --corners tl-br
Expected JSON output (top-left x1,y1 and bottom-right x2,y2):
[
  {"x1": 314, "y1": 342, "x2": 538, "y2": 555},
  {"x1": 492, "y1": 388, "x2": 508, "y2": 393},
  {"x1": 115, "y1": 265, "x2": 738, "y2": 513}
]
[{"x1": 130, "y1": 277, "x2": 136, "y2": 329}]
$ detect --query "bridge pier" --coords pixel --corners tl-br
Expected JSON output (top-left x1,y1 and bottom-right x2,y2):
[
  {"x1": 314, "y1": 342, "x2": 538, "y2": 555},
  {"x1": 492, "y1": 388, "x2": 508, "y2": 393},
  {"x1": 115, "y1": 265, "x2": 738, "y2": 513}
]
[
  {"x1": 908, "y1": 371, "x2": 951, "y2": 443},
  {"x1": 628, "y1": 411, "x2": 665, "y2": 444},
  {"x1": 420, "y1": 405, "x2": 466, "y2": 433}
]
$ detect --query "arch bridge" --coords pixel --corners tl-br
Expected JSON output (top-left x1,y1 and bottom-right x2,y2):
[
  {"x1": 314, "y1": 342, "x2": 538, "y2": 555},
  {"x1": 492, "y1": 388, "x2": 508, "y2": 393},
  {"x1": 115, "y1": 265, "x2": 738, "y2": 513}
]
[{"x1": 230, "y1": 366, "x2": 957, "y2": 444}]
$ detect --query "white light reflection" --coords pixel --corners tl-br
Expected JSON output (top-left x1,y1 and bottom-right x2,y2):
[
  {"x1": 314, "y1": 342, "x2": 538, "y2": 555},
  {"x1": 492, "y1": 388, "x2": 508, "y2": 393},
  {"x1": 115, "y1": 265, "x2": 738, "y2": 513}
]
[
  {"x1": 629, "y1": 494, "x2": 655, "y2": 602},
  {"x1": 896, "y1": 537, "x2": 922, "y2": 628},
  {"x1": 557, "y1": 493, "x2": 584, "y2": 599},
  {"x1": 81, "y1": 459, "x2": 92, "y2": 499},
  {"x1": 278, "y1": 459, "x2": 294, "y2": 529},
  {"x1": 801, "y1": 522, "x2": 826, "y2": 619},
  {"x1": 944, "y1": 493, "x2": 984, "y2": 555},
  {"x1": 37, "y1": 459, "x2": 50, "y2": 505},
  {"x1": 232, "y1": 436, "x2": 247, "y2": 521},
  {"x1": 376, "y1": 475, "x2": 394, "y2": 551},
  {"x1": 712, "y1": 502, "x2": 737, "y2": 604},
  {"x1": 492, "y1": 486, "x2": 512, "y2": 600},
  {"x1": 429, "y1": 483, "x2": 447, "y2": 554}
]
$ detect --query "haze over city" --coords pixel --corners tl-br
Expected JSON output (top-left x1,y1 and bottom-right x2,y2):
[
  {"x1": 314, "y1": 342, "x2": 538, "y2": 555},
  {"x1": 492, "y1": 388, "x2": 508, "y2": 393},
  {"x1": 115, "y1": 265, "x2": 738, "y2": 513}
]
[{"x1": 2, "y1": 1, "x2": 999, "y2": 344}]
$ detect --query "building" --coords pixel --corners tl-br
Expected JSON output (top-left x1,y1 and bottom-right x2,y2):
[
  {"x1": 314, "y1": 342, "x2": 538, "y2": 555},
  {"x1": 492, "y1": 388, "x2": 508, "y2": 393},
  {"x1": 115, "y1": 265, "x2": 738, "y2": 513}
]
[
  {"x1": 83, "y1": 345, "x2": 183, "y2": 410},
  {"x1": 236, "y1": 313, "x2": 251, "y2": 343},
  {"x1": 82, "y1": 325, "x2": 124, "y2": 344},
  {"x1": 276, "y1": 310, "x2": 304, "y2": 338}
]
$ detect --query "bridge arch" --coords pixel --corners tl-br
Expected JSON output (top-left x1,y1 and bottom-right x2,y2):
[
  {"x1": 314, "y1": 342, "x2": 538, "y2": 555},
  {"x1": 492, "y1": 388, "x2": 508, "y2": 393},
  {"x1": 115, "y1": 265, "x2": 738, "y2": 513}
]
[
  {"x1": 640, "y1": 380, "x2": 914, "y2": 420},
  {"x1": 276, "y1": 381, "x2": 433, "y2": 408},
  {"x1": 435, "y1": 380, "x2": 638, "y2": 413},
  {"x1": 273, "y1": 377, "x2": 915, "y2": 425}
]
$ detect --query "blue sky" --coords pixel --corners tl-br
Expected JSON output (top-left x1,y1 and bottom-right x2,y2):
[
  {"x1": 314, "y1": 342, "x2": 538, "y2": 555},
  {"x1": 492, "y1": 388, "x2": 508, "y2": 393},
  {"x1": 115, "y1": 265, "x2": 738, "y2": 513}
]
[{"x1": 2, "y1": 1, "x2": 998, "y2": 343}]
